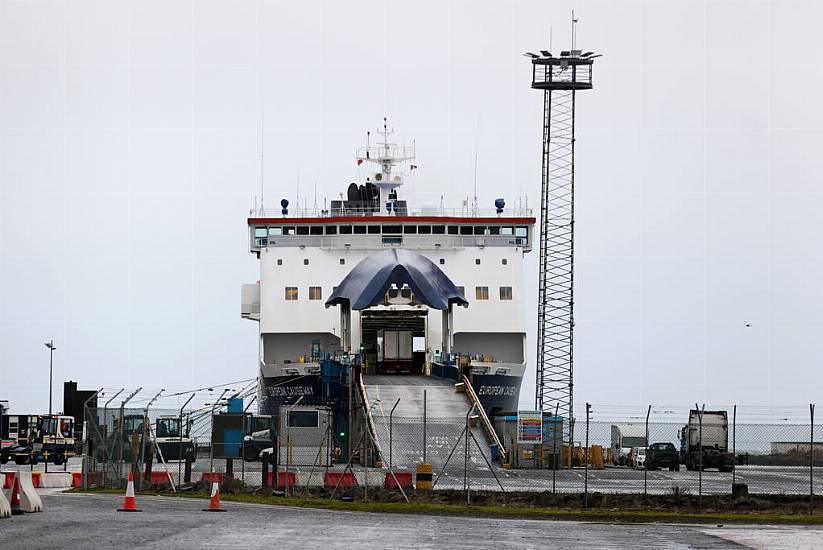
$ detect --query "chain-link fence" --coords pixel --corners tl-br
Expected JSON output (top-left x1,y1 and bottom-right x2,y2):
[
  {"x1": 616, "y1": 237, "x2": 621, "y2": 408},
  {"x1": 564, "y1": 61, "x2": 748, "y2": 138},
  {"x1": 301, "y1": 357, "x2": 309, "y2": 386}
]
[{"x1": 80, "y1": 398, "x2": 820, "y2": 509}]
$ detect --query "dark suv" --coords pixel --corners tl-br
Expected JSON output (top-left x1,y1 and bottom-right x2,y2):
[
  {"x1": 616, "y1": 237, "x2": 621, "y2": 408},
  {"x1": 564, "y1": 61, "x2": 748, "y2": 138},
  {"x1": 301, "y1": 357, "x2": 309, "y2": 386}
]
[{"x1": 646, "y1": 442, "x2": 680, "y2": 471}]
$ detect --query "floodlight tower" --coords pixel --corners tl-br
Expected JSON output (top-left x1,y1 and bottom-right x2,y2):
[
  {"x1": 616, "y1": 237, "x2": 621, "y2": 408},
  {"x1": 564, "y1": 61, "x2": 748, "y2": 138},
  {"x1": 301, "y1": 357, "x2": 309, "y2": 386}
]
[{"x1": 526, "y1": 47, "x2": 599, "y2": 443}]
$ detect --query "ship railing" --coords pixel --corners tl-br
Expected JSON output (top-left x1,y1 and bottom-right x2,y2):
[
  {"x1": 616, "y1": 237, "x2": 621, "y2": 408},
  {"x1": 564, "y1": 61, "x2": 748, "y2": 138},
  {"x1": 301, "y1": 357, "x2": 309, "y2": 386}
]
[
  {"x1": 249, "y1": 206, "x2": 534, "y2": 219},
  {"x1": 462, "y1": 374, "x2": 508, "y2": 462},
  {"x1": 357, "y1": 373, "x2": 384, "y2": 464}
]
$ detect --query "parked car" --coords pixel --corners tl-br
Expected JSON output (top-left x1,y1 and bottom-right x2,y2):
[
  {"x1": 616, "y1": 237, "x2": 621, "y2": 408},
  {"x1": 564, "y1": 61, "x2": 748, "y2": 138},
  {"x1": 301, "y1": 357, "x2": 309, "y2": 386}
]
[
  {"x1": 646, "y1": 442, "x2": 680, "y2": 471},
  {"x1": 633, "y1": 447, "x2": 646, "y2": 468}
]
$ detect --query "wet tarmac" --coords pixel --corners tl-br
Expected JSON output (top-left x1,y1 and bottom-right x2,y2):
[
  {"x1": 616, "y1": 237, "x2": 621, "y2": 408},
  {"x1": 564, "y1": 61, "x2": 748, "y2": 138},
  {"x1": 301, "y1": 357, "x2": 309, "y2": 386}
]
[{"x1": 3, "y1": 492, "x2": 821, "y2": 549}]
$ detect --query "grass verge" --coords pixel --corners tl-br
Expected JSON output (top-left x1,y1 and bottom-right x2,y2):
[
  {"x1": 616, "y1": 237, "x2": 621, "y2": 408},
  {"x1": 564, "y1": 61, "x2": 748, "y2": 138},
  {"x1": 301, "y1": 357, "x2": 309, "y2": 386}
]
[{"x1": 65, "y1": 488, "x2": 823, "y2": 525}]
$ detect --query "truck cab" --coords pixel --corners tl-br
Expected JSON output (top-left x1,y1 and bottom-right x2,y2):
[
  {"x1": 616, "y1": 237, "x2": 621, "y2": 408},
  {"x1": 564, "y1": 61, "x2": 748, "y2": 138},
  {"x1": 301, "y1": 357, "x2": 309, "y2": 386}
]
[
  {"x1": 242, "y1": 415, "x2": 275, "y2": 461},
  {"x1": 154, "y1": 416, "x2": 196, "y2": 462},
  {"x1": 31, "y1": 415, "x2": 75, "y2": 465}
]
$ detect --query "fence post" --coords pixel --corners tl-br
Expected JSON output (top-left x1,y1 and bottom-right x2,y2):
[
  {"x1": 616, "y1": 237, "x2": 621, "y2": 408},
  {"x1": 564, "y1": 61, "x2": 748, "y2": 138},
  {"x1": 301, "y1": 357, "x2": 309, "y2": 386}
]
[
  {"x1": 811, "y1": 403, "x2": 815, "y2": 514},
  {"x1": 697, "y1": 403, "x2": 704, "y2": 508},
  {"x1": 644, "y1": 405, "x2": 651, "y2": 496},
  {"x1": 584, "y1": 403, "x2": 590, "y2": 508},
  {"x1": 732, "y1": 404, "x2": 737, "y2": 488},
  {"x1": 423, "y1": 390, "x2": 427, "y2": 464},
  {"x1": 389, "y1": 398, "x2": 400, "y2": 469},
  {"x1": 553, "y1": 403, "x2": 559, "y2": 494},
  {"x1": 464, "y1": 404, "x2": 474, "y2": 505}
]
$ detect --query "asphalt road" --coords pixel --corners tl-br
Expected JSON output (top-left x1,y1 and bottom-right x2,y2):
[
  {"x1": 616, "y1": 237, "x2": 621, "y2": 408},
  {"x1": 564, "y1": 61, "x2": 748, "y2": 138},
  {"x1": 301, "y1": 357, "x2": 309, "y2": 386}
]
[{"x1": 1, "y1": 492, "x2": 821, "y2": 549}]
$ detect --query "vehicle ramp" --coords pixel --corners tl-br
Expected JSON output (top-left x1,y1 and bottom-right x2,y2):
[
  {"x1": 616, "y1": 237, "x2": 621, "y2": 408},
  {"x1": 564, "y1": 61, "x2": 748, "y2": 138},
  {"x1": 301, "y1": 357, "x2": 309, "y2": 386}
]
[{"x1": 363, "y1": 375, "x2": 493, "y2": 478}]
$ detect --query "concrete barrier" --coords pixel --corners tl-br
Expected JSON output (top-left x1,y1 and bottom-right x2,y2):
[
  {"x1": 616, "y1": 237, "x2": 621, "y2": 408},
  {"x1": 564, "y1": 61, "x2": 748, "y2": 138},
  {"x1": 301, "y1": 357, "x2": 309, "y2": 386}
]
[
  {"x1": 143, "y1": 471, "x2": 173, "y2": 485},
  {"x1": 38, "y1": 472, "x2": 72, "y2": 488},
  {"x1": 0, "y1": 484, "x2": 11, "y2": 518},
  {"x1": 201, "y1": 472, "x2": 225, "y2": 484},
  {"x1": 324, "y1": 472, "x2": 355, "y2": 489},
  {"x1": 384, "y1": 471, "x2": 413, "y2": 490},
  {"x1": 267, "y1": 471, "x2": 296, "y2": 487},
  {"x1": 16, "y1": 472, "x2": 43, "y2": 513}
]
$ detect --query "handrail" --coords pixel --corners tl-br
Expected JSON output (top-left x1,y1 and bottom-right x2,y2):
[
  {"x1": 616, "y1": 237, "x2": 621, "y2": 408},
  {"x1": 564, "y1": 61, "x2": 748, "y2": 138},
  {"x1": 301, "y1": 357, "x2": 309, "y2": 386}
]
[
  {"x1": 357, "y1": 373, "x2": 384, "y2": 463},
  {"x1": 462, "y1": 375, "x2": 507, "y2": 462}
]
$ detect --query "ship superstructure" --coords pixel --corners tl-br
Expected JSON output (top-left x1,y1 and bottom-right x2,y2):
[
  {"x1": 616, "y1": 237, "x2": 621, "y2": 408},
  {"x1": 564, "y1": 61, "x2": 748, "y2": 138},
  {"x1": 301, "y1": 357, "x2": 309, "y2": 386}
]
[{"x1": 241, "y1": 122, "x2": 535, "y2": 426}]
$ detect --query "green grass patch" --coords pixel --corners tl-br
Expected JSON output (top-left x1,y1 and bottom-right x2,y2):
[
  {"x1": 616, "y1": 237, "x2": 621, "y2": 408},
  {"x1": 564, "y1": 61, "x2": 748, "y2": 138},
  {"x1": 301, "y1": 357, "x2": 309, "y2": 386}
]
[{"x1": 65, "y1": 487, "x2": 823, "y2": 525}]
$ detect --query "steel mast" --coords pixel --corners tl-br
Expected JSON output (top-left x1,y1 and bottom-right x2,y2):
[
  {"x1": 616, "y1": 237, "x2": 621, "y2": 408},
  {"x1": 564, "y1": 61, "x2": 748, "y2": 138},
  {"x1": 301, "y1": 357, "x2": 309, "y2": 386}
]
[{"x1": 526, "y1": 47, "x2": 598, "y2": 444}]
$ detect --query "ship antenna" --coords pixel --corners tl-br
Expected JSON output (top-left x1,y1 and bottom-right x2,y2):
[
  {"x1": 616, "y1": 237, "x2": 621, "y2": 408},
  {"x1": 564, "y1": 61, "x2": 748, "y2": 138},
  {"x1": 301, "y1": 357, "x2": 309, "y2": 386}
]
[
  {"x1": 296, "y1": 165, "x2": 300, "y2": 214},
  {"x1": 259, "y1": 105, "x2": 265, "y2": 214},
  {"x1": 473, "y1": 117, "x2": 480, "y2": 216},
  {"x1": 571, "y1": 10, "x2": 578, "y2": 51},
  {"x1": 313, "y1": 181, "x2": 318, "y2": 211}
]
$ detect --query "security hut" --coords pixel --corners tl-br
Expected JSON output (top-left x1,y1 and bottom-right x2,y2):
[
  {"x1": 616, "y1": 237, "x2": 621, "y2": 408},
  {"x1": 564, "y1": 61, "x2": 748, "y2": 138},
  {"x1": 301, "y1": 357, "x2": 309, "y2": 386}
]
[{"x1": 493, "y1": 411, "x2": 564, "y2": 469}]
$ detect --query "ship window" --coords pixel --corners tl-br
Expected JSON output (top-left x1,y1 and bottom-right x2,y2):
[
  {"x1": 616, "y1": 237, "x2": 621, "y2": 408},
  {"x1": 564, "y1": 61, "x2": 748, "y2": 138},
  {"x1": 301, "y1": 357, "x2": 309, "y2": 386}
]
[
  {"x1": 303, "y1": 259, "x2": 309, "y2": 265},
  {"x1": 475, "y1": 259, "x2": 480, "y2": 265},
  {"x1": 501, "y1": 259, "x2": 507, "y2": 265},
  {"x1": 460, "y1": 226, "x2": 472, "y2": 235},
  {"x1": 515, "y1": 227, "x2": 528, "y2": 237},
  {"x1": 439, "y1": 259, "x2": 445, "y2": 265},
  {"x1": 339, "y1": 225, "x2": 353, "y2": 234},
  {"x1": 475, "y1": 286, "x2": 489, "y2": 300},
  {"x1": 310, "y1": 226, "x2": 323, "y2": 235},
  {"x1": 255, "y1": 228, "x2": 267, "y2": 238},
  {"x1": 432, "y1": 225, "x2": 445, "y2": 234},
  {"x1": 285, "y1": 287, "x2": 298, "y2": 300},
  {"x1": 268, "y1": 227, "x2": 282, "y2": 236},
  {"x1": 418, "y1": 225, "x2": 431, "y2": 234},
  {"x1": 382, "y1": 225, "x2": 402, "y2": 234},
  {"x1": 309, "y1": 286, "x2": 322, "y2": 300},
  {"x1": 367, "y1": 225, "x2": 380, "y2": 234},
  {"x1": 382, "y1": 236, "x2": 402, "y2": 245},
  {"x1": 488, "y1": 226, "x2": 500, "y2": 235},
  {"x1": 296, "y1": 226, "x2": 309, "y2": 235},
  {"x1": 287, "y1": 410, "x2": 318, "y2": 428},
  {"x1": 499, "y1": 286, "x2": 513, "y2": 300},
  {"x1": 403, "y1": 226, "x2": 417, "y2": 234},
  {"x1": 501, "y1": 227, "x2": 513, "y2": 236},
  {"x1": 283, "y1": 226, "x2": 295, "y2": 235},
  {"x1": 339, "y1": 258, "x2": 345, "y2": 265},
  {"x1": 354, "y1": 226, "x2": 366, "y2": 234},
  {"x1": 447, "y1": 226, "x2": 458, "y2": 235},
  {"x1": 474, "y1": 226, "x2": 486, "y2": 235},
  {"x1": 457, "y1": 286, "x2": 465, "y2": 296},
  {"x1": 325, "y1": 226, "x2": 337, "y2": 235},
  {"x1": 277, "y1": 259, "x2": 283, "y2": 266}
]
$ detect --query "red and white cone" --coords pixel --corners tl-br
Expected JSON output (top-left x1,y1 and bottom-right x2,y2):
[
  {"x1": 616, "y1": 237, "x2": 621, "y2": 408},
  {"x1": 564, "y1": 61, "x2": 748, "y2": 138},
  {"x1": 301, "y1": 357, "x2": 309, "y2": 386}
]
[
  {"x1": 202, "y1": 481, "x2": 226, "y2": 512},
  {"x1": 9, "y1": 475, "x2": 23, "y2": 516},
  {"x1": 118, "y1": 471, "x2": 141, "y2": 512}
]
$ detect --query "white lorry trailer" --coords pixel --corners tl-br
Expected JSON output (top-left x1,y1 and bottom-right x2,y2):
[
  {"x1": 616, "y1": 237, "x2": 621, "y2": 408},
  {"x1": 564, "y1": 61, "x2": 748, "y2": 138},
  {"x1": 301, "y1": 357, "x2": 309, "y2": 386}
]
[{"x1": 678, "y1": 409, "x2": 734, "y2": 472}]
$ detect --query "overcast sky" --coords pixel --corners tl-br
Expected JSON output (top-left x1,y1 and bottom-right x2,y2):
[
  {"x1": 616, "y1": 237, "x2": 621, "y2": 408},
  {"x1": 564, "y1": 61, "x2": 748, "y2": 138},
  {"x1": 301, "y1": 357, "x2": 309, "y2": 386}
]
[{"x1": 1, "y1": 0, "x2": 821, "y2": 417}]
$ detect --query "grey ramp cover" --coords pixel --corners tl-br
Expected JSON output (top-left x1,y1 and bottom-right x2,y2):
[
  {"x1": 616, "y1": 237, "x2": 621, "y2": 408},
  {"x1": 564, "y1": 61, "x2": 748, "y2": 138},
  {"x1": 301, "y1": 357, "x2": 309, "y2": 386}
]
[{"x1": 325, "y1": 249, "x2": 468, "y2": 311}]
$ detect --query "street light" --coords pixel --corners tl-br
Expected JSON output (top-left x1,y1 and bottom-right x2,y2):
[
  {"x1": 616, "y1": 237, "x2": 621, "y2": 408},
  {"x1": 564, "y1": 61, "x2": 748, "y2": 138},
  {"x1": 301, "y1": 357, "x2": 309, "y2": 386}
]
[{"x1": 44, "y1": 340, "x2": 56, "y2": 416}]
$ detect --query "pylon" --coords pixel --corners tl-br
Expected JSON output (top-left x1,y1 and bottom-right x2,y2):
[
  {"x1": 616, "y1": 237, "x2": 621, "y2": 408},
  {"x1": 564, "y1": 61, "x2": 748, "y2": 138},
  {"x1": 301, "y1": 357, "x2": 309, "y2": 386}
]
[
  {"x1": 117, "y1": 471, "x2": 141, "y2": 512},
  {"x1": 202, "y1": 481, "x2": 226, "y2": 512},
  {"x1": 9, "y1": 475, "x2": 23, "y2": 516}
]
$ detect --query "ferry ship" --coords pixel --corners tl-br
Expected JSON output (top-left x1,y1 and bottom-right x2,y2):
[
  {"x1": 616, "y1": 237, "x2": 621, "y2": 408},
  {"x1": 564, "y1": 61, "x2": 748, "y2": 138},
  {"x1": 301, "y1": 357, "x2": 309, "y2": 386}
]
[{"x1": 241, "y1": 121, "x2": 535, "y2": 420}]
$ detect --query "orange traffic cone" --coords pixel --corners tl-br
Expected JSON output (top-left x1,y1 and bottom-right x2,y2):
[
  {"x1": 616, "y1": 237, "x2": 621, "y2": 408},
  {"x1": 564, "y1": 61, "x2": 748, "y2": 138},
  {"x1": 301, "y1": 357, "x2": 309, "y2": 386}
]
[
  {"x1": 117, "y1": 471, "x2": 141, "y2": 512},
  {"x1": 202, "y1": 481, "x2": 226, "y2": 512},
  {"x1": 9, "y1": 475, "x2": 23, "y2": 516}
]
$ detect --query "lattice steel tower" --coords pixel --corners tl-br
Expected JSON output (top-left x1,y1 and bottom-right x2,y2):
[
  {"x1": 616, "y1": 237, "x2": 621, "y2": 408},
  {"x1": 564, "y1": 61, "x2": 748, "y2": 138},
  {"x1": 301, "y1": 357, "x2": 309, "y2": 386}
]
[{"x1": 526, "y1": 48, "x2": 598, "y2": 439}]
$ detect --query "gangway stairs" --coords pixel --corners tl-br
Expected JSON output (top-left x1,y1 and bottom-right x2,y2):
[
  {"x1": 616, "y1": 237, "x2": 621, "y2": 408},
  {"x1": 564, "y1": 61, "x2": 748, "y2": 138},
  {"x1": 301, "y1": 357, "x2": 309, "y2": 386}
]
[{"x1": 363, "y1": 375, "x2": 497, "y2": 486}]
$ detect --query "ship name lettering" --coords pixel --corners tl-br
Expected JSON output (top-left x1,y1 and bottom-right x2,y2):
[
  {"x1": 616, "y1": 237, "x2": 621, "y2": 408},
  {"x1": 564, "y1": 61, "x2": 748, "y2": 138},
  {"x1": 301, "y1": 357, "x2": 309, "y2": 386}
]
[{"x1": 477, "y1": 385, "x2": 516, "y2": 397}]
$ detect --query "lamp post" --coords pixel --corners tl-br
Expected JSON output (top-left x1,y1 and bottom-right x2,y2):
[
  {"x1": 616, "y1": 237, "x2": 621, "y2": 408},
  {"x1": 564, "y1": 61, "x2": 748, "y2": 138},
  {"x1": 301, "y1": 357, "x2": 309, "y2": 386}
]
[{"x1": 44, "y1": 340, "x2": 56, "y2": 416}]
